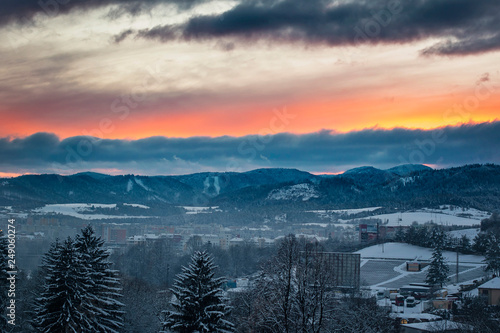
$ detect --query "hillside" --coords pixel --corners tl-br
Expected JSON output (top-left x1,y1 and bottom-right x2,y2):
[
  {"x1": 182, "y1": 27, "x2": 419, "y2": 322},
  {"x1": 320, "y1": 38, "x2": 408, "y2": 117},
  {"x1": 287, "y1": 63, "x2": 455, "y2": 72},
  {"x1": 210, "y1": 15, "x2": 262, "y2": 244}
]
[{"x1": 1, "y1": 164, "x2": 499, "y2": 212}]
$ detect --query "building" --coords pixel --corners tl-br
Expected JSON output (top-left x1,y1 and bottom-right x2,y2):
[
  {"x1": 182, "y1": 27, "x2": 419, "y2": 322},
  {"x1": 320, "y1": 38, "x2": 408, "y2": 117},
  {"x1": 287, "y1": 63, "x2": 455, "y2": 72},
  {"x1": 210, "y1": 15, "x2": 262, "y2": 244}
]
[
  {"x1": 251, "y1": 237, "x2": 274, "y2": 248},
  {"x1": 406, "y1": 261, "x2": 430, "y2": 272},
  {"x1": 359, "y1": 224, "x2": 377, "y2": 242},
  {"x1": 229, "y1": 237, "x2": 245, "y2": 247},
  {"x1": 359, "y1": 223, "x2": 401, "y2": 242},
  {"x1": 312, "y1": 252, "x2": 361, "y2": 290},
  {"x1": 478, "y1": 277, "x2": 500, "y2": 305}
]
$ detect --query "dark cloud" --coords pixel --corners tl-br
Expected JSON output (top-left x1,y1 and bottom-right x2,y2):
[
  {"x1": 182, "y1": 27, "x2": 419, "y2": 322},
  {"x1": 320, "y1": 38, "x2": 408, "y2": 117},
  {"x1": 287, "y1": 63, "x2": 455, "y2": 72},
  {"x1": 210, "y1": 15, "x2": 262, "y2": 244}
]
[
  {"x1": 133, "y1": 0, "x2": 500, "y2": 56},
  {"x1": 112, "y1": 29, "x2": 134, "y2": 44},
  {"x1": 1, "y1": 122, "x2": 499, "y2": 175},
  {"x1": 0, "y1": 0, "x2": 207, "y2": 27}
]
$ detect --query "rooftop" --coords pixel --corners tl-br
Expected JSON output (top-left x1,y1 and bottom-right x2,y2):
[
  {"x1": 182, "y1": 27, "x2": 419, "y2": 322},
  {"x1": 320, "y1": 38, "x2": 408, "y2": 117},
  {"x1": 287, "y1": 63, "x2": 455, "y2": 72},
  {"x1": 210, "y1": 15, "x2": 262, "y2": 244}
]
[
  {"x1": 478, "y1": 277, "x2": 500, "y2": 290},
  {"x1": 401, "y1": 320, "x2": 472, "y2": 332}
]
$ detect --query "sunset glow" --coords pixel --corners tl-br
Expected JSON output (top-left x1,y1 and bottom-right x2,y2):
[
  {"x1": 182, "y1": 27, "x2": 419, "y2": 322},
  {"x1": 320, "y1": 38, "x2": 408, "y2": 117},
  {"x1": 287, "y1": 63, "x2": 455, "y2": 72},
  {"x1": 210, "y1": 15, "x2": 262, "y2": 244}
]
[{"x1": 1, "y1": 0, "x2": 499, "y2": 175}]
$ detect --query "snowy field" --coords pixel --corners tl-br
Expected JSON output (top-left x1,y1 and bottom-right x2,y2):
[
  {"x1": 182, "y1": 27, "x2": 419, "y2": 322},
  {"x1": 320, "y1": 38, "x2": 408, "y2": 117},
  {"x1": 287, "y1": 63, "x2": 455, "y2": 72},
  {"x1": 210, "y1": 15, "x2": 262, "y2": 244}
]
[
  {"x1": 308, "y1": 205, "x2": 488, "y2": 228},
  {"x1": 351, "y1": 211, "x2": 482, "y2": 227},
  {"x1": 306, "y1": 207, "x2": 382, "y2": 215},
  {"x1": 181, "y1": 206, "x2": 222, "y2": 214},
  {"x1": 447, "y1": 228, "x2": 480, "y2": 240},
  {"x1": 123, "y1": 203, "x2": 150, "y2": 209},
  {"x1": 420, "y1": 205, "x2": 490, "y2": 220},
  {"x1": 33, "y1": 203, "x2": 150, "y2": 220}
]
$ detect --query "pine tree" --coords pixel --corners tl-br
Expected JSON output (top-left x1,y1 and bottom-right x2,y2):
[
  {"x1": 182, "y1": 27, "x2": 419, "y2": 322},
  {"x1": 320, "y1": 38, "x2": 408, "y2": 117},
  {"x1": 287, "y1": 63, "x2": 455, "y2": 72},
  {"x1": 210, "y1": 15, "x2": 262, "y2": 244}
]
[
  {"x1": 473, "y1": 232, "x2": 490, "y2": 254},
  {"x1": 75, "y1": 226, "x2": 124, "y2": 333},
  {"x1": 484, "y1": 233, "x2": 500, "y2": 276},
  {"x1": 34, "y1": 227, "x2": 124, "y2": 333},
  {"x1": 426, "y1": 229, "x2": 449, "y2": 288},
  {"x1": 33, "y1": 238, "x2": 95, "y2": 332},
  {"x1": 162, "y1": 251, "x2": 234, "y2": 333}
]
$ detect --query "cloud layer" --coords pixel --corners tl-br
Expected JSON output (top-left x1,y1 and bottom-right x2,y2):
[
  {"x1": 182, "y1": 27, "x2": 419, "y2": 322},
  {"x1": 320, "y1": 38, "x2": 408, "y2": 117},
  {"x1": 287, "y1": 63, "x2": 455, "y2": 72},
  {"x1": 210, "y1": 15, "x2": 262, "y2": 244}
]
[
  {"x1": 132, "y1": 0, "x2": 500, "y2": 56},
  {"x1": 1, "y1": 121, "x2": 499, "y2": 176},
  {"x1": 3, "y1": 0, "x2": 500, "y2": 55},
  {"x1": 0, "y1": 0, "x2": 205, "y2": 27}
]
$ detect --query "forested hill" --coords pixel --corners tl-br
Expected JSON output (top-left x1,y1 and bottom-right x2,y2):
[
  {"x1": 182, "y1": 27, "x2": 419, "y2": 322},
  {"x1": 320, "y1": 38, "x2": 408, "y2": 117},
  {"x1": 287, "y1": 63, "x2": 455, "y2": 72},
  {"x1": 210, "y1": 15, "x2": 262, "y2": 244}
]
[{"x1": 1, "y1": 164, "x2": 499, "y2": 212}]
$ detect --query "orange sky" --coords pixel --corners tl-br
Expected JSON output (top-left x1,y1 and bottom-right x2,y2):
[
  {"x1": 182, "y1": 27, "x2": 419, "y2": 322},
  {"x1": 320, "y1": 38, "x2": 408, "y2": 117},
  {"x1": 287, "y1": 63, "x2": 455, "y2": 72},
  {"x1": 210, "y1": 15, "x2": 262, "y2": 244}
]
[{"x1": 3, "y1": 90, "x2": 499, "y2": 140}]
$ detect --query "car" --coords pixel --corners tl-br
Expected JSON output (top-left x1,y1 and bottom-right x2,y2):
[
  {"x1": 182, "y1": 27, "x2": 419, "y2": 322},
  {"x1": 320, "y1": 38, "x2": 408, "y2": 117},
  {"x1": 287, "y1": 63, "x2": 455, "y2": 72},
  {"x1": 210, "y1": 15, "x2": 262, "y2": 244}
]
[
  {"x1": 406, "y1": 296, "x2": 417, "y2": 307},
  {"x1": 395, "y1": 294, "x2": 405, "y2": 306}
]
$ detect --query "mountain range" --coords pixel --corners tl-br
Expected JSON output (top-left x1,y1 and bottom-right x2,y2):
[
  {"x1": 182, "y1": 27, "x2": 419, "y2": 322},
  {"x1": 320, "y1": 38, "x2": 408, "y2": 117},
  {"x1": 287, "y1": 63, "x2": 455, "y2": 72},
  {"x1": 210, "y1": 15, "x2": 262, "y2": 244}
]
[{"x1": 1, "y1": 164, "x2": 499, "y2": 212}]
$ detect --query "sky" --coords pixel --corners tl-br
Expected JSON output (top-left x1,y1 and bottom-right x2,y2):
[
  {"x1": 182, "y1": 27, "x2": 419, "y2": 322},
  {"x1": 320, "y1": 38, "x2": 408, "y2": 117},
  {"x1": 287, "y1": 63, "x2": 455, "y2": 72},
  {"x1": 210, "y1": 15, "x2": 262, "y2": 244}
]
[{"x1": 0, "y1": 0, "x2": 499, "y2": 176}]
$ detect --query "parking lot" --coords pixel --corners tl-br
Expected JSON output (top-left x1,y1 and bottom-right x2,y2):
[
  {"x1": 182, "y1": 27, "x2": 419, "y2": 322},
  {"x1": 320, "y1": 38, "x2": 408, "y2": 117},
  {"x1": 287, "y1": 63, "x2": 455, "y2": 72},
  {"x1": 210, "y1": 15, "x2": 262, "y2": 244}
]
[{"x1": 360, "y1": 259, "x2": 487, "y2": 289}]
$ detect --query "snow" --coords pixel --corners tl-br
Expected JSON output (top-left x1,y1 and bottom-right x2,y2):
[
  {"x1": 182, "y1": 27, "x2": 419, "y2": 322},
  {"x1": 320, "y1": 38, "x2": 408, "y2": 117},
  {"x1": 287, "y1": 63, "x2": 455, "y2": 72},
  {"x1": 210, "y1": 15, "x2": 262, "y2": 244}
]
[
  {"x1": 478, "y1": 277, "x2": 500, "y2": 289},
  {"x1": 356, "y1": 243, "x2": 485, "y2": 264},
  {"x1": 421, "y1": 205, "x2": 490, "y2": 220},
  {"x1": 306, "y1": 207, "x2": 382, "y2": 217},
  {"x1": 401, "y1": 320, "x2": 471, "y2": 331},
  {"x1": 352, "y1": 211, "x2": 481, "y2": 227},
  {"x1": 331, "y1": 207, "x2": 382, "y2": 214},
  {"x1": 267, "y1": 183, "x2": 319, "y2": 201},
  {"x1": 181, "y1": 206, "x2": 221, "y2": 214},
  {"x1": 389, "y1": 312, "x2": 441, "y2": 321},
  {"x1": 400, "y1": 176, "x2": 415, "y2": 186},
  {"x1": 123, "y1": 203, "x2": 150, "y2": 209},
  {"x1": 302, "y1": 222, "x2": 330, "y2": 227},
  {"x1": 134, "y1": 177, "x2": 151, "y2": 191},
  {"x1": 325, "y1": 205, "x2": 488, "y2": 227},
  {"x1": 446, "y1": 228, "x2": 480, "y2": 240},
  {"x1": 203, "y1": 176, "x2": 221, "y2": 195},
  {"x1": 230, "y1": 238, "x2": 244, "y2": 242},
  {"x1": 33, "y1": 203, "x2": 150, "y2": 220},
  {"x1": 245, "y1": 226, "x2": 272, "y2": 231},
  {"x1": 126, "y1": 179, "x2": 133, "y2": 192}
]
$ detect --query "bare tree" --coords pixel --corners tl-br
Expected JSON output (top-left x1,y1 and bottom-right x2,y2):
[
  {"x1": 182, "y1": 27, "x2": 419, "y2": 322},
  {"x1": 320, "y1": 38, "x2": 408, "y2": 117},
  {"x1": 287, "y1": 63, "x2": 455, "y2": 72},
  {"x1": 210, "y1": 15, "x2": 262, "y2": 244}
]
[{"x1": 247, "y1": 235, "x2": 332, "y2": 333}]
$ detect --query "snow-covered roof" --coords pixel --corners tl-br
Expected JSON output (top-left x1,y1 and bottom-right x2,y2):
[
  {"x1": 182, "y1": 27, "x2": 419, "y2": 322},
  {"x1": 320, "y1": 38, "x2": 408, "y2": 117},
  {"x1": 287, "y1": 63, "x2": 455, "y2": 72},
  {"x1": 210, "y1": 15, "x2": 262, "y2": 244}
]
[
  {"x1": 478, "y1": 277, "x2": 500, "y2": 290},
  {"x1": 355, "y1": 242, "x2": 485, "y2": 263},
  {"x1": 144, "y1": 234, "x2": 160, "y2": 239},
  {"x1": 401, "y1": 320, "x2": 471, "y2": 332},
  {"x1": 390, "y1": 313, "x2": 441, "y2": 321},
  {"x1": 254, "y1": 237, "x2": 274, "y2": 243},
  {"x1": 127, "y1": 235, "x2": 145, "y2": 241}
]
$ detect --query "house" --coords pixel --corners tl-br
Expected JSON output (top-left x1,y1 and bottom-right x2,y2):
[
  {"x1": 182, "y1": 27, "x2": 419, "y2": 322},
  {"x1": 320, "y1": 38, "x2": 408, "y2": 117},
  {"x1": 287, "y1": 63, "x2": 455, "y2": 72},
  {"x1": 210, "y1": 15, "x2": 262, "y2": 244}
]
[
  {"x1": 229, "y1": 237, "x2": 245, "y2": 247},
  {"x1": 478, "y1": 277, "x2": 500, "y2": 305}
]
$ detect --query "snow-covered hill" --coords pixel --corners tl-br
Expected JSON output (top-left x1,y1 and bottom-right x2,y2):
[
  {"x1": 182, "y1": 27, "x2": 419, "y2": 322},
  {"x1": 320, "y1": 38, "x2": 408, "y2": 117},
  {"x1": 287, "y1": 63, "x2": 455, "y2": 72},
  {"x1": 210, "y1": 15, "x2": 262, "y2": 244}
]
[{"x1": 349, "y1": 209, "x2": 486, "y2": 227}]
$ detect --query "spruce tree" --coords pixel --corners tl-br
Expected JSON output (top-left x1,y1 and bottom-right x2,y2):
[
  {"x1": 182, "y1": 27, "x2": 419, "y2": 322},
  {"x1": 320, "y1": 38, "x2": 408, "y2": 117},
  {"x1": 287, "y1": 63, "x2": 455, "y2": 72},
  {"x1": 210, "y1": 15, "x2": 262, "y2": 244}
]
[
  {"x1": 33, "y1": 238, "x2": 95, "y2": 332},
  {"x1": 425, "y1": 229, "x2": 449, "y2": 288},
  {"x1": 75, "y1": 226, "x2": 124, "y2": 333},
  {"x1": 162, "y1": 251, "x2": 233, "y2": 333},
  {"x1": 472, "y1": 232, "x2": 489, "y2": 254},
  {"x1": 34, "y1": 227, "x2": 124, "y2": 333}
]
